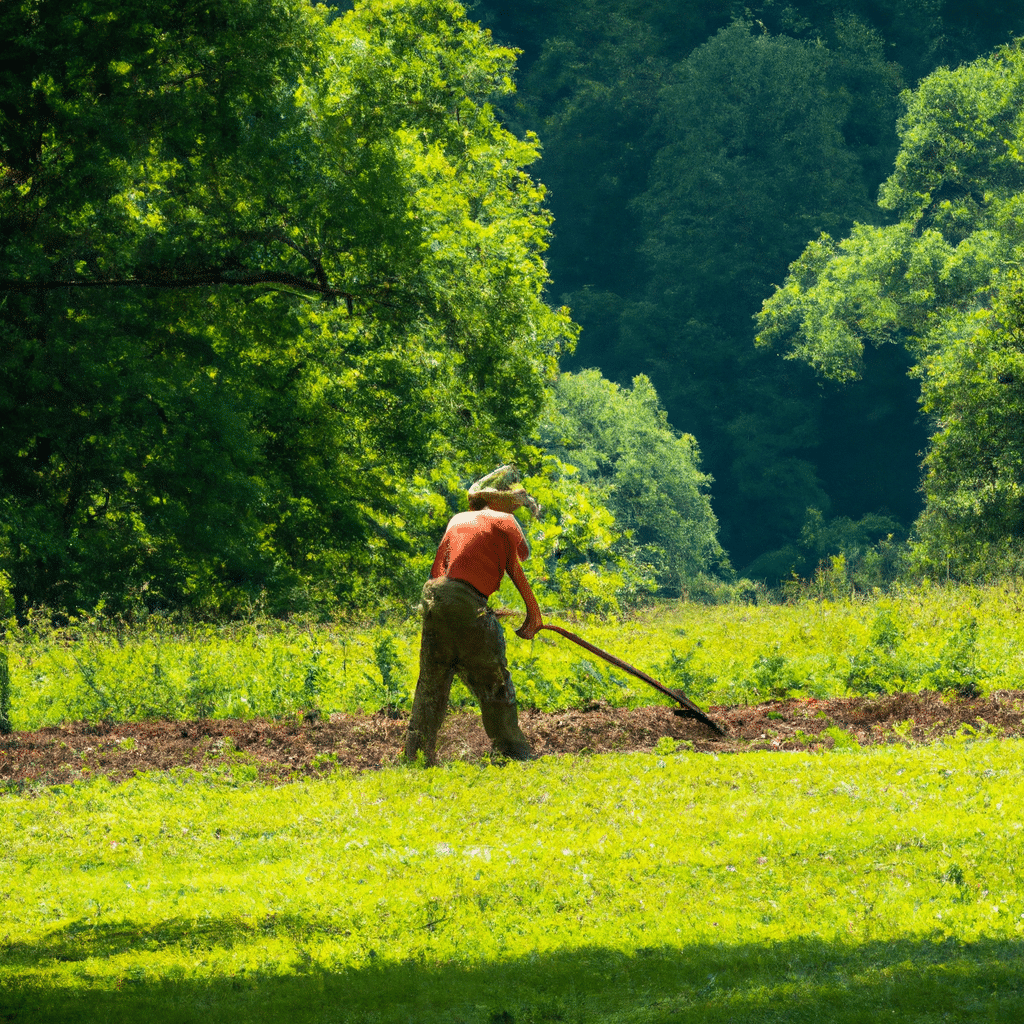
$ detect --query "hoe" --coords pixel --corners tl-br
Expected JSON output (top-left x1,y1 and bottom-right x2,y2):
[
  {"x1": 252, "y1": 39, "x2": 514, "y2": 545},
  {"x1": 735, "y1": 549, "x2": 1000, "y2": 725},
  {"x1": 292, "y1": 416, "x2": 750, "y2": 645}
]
[{"x1": 538, "y1": 623, "x2": 726, "y2": 738}]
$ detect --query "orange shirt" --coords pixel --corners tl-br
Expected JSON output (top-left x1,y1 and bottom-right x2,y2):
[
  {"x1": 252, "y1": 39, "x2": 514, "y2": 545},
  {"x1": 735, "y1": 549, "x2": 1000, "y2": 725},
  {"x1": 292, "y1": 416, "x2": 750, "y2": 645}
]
[{"x1": 430, "y1": 509, "x2": 530, "y2": 597}]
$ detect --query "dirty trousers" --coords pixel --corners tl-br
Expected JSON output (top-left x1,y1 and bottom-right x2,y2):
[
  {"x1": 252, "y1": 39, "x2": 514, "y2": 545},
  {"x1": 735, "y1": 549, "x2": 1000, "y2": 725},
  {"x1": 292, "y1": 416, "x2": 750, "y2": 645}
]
[{"x1": 404, "y1": 577, "x2": 531, "y2": 763}]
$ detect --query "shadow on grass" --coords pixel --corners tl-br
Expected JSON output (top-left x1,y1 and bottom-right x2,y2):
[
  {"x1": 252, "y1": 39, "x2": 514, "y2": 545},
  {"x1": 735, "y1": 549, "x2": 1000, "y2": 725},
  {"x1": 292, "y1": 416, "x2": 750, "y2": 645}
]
[{"x1": 3, "y1": 922, "x2": 1024, "y2": 1024}]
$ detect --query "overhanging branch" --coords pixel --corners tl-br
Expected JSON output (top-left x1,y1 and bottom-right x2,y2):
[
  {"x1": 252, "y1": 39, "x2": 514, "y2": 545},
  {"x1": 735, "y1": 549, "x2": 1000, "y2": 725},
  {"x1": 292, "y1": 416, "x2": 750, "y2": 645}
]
[{"x1": 0, "y1": 270, "x2": 358, "y2": 309}]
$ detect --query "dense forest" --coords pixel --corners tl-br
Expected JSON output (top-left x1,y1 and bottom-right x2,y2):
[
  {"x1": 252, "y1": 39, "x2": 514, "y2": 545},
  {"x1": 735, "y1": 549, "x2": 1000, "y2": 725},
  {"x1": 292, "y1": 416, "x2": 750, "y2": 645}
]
[
  {"x1": 472, "y1": 0, "x2": 1024, "y2": 577},
  {"x1": 3, "y1": 0, "x2": 1024, "y2": 618}
]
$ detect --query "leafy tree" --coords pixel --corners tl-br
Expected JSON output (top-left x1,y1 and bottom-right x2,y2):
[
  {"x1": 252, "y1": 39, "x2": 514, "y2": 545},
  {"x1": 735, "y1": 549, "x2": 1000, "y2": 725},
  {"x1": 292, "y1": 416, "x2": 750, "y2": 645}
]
[
  {"x1": 756, "y1": 40, "x2": 1024, "y2": 576},
  {"x1": 479, "y1": 0, "x2": 735, "y2": 353},
  {"x1": 502, "y1": 15, "x2": 919, "y2": 569},
  {"x1": 517, "y1": 455, "x2": 656, "y2": 616},
  {"x1": 535, "y1": 369, "x2": 725, "y2": 596},
  {"x1": 733, "y1": 0, "x2": 1022, "y2": 84},
  {"x1": 911, "y1": 273, "x2": 1024, "y2": 574},
  {"x1": 0, "y1": 0, "x2": 575, "y2": 616},
  {"x1": 623, "y1": 19, "x2": 910, "y2": 565}
]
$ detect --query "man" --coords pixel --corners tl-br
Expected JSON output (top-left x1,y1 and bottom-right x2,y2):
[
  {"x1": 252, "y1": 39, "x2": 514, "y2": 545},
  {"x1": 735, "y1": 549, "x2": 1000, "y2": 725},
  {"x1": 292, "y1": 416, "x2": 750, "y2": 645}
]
[{"x1": 403, "y1": 465, "x2": 542, "y2": 765}]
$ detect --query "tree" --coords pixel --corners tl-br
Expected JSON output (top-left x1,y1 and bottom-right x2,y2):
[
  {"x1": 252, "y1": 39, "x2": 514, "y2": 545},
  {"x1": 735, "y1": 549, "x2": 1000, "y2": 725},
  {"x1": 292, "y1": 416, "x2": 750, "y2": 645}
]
[
  {"x1": 623, "y1": 19, "x2": 910, "y2": 565},
  {"x1": 913, "y1": 274, "x2": 1024, "y2": 571},
  {"x1": 755, "y1": 40, "x2": 1024, "y2": 575},
  {"x1": 0, "y1": 0, "x2": 575, "y2": 616},
  {"x1": 474, "y1": 0, "x2": 1024, "y2": 574},
  {"x1": 535, "y1": 369, "x2": 725, "y2": 596}
]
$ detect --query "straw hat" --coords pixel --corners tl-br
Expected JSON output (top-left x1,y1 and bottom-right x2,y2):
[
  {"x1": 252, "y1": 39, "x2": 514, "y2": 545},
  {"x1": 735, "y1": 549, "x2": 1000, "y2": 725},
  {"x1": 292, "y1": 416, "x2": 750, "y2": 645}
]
[{"x1": 468, "y1": 464, "x2": 541, "y2": 519}]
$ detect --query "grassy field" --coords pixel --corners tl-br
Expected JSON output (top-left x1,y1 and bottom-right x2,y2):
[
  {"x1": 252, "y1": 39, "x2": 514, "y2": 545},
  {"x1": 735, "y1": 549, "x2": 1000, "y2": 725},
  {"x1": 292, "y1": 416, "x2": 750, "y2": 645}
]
[
  {"x1": 6, "y1": 582, "x2": 1024, "y2": 728},
  {"x1": 3, "y1": 735, "x2": 1024, "y2": 1022}
]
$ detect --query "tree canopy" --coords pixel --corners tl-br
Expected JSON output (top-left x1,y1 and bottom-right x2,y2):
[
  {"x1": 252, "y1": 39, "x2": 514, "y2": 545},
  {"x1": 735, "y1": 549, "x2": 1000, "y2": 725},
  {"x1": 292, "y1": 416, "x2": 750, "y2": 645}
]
[
  {"x1": 756, "y1": 40, "x2": 1024, "y2": 576},
  {"x1": 536, "y1": 370, "x2": 724, "y2": 596},
  {"x1": 0, "y1": 0, "x2": 575, "y2": 616},
  {"x1": 475, "y1": 0, "x2": 1024, "y2": 576},
  {"x1": 9, "y1": 0, "x2": 1024, "y2": 615}
]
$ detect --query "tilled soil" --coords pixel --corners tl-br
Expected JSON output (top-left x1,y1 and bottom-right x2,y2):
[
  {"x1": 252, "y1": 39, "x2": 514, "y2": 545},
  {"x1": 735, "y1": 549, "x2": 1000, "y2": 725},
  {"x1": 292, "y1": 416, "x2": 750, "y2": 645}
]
[{"x1": 3, "y1": 691, "x2": 1023, "y2": 788}]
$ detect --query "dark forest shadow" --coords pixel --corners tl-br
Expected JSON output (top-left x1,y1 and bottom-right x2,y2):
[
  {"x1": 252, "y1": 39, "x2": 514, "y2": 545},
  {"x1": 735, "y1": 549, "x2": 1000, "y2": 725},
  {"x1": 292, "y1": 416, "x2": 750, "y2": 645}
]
[{"x1": 3, "y1": 921, "x2": 1024, "y2": 1024}]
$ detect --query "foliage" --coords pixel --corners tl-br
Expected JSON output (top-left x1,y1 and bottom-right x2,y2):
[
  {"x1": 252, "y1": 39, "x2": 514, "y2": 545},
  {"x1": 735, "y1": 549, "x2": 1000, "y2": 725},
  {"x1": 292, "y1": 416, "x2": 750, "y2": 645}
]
[
  {"x1": 6, "y1": 583, "x2": 1024, "y2": 728},
  {"x1": 911, "y1": 274, "x2": 1024, "y2": 576},
  {"x1": 475, "y1": 0, "x2": 1024, "y2": 576},
  {"x1": 478, "y1": 4, "x2": 938, "y2": 570},
  {"x1": 0, "y1": 0, "x2": 575, "y2": 618},
  {"x1": 367, "y1": 627, "x2": 406, "y2": 715},
  {"x1": 626, "y1": 18, "x2": 912, "y2": 566},
  {"x1": 751, "y1": 506, "x2": 906, "y2": 593},
  {"x1": 4, "y1": 741, "x2": 1024, "y2": 1022},
  {"x1": 514, "y1": 453, "x2": 656, "y2": 616},
  {"x1": 0, "y1": 649, "x2": 10, "y2": 735},
  {"x1": 536, "y1": 369, "x2": 725, "y2": 596},
  {"x1": 756, "y1": 41, "x2": 1024, "y2": 579}
]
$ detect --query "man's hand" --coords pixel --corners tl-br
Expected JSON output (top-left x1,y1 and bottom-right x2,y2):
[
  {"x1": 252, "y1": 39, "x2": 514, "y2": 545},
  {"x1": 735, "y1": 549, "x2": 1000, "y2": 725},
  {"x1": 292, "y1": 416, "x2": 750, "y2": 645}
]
[{"x1": 515, "y1": 614, "x2": 542, "y2": 641}]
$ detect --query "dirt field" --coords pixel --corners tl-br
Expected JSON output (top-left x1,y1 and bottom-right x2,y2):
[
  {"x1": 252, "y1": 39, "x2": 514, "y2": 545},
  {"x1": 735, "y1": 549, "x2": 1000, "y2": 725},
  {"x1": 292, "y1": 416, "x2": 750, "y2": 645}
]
[{"x1": 2, "y1": 691, "x2": 1023, "y2": 788}]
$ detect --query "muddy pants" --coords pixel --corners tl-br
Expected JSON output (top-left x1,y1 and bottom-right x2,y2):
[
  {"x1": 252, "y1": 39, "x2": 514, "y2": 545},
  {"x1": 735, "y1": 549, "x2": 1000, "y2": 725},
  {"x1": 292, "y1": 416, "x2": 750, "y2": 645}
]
[{"x1": 404, "y1": 577, "x2": 532, "y2": 764}]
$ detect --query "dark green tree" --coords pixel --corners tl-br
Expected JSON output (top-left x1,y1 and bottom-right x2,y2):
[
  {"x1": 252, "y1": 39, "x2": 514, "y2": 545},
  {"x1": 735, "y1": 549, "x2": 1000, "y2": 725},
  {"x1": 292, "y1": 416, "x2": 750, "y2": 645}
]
[
  {"x1": 471, "y1": 0, "x2": 1024, "y2": 576},
  {"x1": 756, "y1": 40, "x2": 1024, "y2": 576},
  {"x1": 622, "y1": 19, "x2": 912, "y2": 566}
]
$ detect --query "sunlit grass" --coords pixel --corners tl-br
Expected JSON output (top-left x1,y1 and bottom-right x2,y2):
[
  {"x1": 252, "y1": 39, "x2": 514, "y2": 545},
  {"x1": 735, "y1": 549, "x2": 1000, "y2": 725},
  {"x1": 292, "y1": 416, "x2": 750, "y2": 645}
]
[{"x1": 2, "y1": 737, "x2": 1024, "y2": 1021}]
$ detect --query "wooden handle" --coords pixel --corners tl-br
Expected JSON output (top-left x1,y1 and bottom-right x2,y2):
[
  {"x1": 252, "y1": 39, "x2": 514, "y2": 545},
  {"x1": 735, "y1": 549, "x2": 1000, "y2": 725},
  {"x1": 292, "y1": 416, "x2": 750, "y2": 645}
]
[{"x1": 537, "y1": 623, "x2": 724, "y2": 736}]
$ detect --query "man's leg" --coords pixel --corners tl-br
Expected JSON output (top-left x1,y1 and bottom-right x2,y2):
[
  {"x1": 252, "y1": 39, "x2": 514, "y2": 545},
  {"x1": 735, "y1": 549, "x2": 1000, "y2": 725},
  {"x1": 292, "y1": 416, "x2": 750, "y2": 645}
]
[
  {"x1": 477, "y1": 698, "x2": 532, "y2": 761},
  {"x1": 404, "y1": 584, "x2": 457, "y2": 765},
  {"x1": 460, "y1": 609, "x2": 532, "y2": 761}
]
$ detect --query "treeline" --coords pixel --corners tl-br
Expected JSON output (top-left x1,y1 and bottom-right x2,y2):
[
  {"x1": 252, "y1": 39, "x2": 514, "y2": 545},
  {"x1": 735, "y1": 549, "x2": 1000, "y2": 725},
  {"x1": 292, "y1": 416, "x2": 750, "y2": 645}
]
[
  {"x1": 4, "y1": 0, "x2": 1024, "y2": 622},
  {"x1": 472, "y1": 0, "x2": 1024, "y2": 575}
]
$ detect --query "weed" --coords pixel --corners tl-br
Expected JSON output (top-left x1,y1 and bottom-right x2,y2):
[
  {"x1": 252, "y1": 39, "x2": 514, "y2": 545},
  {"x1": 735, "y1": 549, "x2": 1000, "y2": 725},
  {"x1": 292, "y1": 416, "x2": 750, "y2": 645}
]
[
  {"x1": 184, "y1": 648, "x2": 218, "y2": 719},
  {"x1": 3, "y1": 583, "x2": 1022, "y2": 728},
  {"x1": 823, "y1": 725, "x2": 858, "y2": 750},
  {"x1": 310, "y1": 751, "x2": 340, "y2": 772},
  {"x1": 302, "y1": 647, "x2": 326, "y2": 721},
  {"x1": 870, "y1": 608, "x2": 904, "y2": 651},
  {"x1": 941, "y1": 863, "x2": 966, "y2": 887},
  {"x1": 749, "y1": 649, "x2": 799, "y2": 700},
  {"x1": 0, "y1": 649, "x2": 10, "y2": 735},
  {"x1": 368, "y1": 629, "x2": 407, "y2": 716},
  {"x1": 569, "y1": 657, "x2": 619, "y2": 706},
  {"x1": 658, "y1": 646, "x2": 716, "y2": 703},
  {"x1": 925, "y1": 618, "x2": 982, "y2": 698},
  {"x1": 891, "y1": 719, "x2": 915, "y2": 742}
]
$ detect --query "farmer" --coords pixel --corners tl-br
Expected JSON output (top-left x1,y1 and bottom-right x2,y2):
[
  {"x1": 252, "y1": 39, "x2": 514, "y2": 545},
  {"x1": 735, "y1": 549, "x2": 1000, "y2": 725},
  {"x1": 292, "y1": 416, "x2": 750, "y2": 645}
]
[{"x1": 403, "y1": 464, "x2": 542, "y2": 765}]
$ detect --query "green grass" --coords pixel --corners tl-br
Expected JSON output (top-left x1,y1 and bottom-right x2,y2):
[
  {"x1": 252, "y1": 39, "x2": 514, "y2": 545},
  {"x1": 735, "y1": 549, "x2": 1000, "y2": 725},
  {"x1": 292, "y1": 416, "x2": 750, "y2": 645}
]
[
  {"x1": 3, "y1": 736, "x2": 1024, "y2": 1022},
  {"x1": 7, "y1": 582, "x2": 1024, "y2": 728}
]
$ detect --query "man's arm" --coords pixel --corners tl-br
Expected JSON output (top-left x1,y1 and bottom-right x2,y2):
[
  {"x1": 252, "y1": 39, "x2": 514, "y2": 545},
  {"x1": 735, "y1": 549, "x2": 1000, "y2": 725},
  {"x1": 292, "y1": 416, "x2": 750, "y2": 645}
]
[
  {"x1": 512, "y1": 516, "x2": 530, "y2": 560},
  {"x1": 507, "y1": 555, "x2": 543, "y2": 640}
]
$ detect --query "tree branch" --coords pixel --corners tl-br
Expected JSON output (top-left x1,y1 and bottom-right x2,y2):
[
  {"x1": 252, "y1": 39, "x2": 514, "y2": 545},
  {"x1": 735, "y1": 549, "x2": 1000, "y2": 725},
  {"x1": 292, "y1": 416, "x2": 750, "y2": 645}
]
[{"x1": 0, "y1": 270, "x2": 358, "y2": 309}]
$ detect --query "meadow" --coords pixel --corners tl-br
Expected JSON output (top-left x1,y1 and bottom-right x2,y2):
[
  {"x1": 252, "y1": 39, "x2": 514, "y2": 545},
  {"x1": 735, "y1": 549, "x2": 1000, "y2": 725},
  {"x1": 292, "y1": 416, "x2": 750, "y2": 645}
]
[
  {"x1": 5, "y1": 581, "x2": 1024, "y2": 729},
  {"x1": 3, "y1": 583, "x2": 1024, "y2": 1022},
  {"x1": 2, "y1": 738, "x2": 1023, "y2": 1022}
]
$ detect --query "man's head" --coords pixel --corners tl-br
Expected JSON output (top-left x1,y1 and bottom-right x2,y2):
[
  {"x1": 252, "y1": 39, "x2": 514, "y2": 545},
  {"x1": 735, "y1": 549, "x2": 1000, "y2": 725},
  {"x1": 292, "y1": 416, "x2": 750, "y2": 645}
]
[{"x1": 468, "y1": 464, "x2": 541, "y2": 519}]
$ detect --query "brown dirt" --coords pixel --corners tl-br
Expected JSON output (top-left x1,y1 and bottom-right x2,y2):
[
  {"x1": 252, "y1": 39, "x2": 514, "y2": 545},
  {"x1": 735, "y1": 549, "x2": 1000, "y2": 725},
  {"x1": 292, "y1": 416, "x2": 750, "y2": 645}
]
[{"x1": 3, "y1": 691, "x2": 1023, "y2": 788}]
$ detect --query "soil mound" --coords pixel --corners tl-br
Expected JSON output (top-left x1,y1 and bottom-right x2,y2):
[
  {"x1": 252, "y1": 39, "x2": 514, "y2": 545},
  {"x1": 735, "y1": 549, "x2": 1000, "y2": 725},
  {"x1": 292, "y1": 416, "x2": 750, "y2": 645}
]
[{"x1": 3, "y1": 692, "x2": 1022, "y2": 788}]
